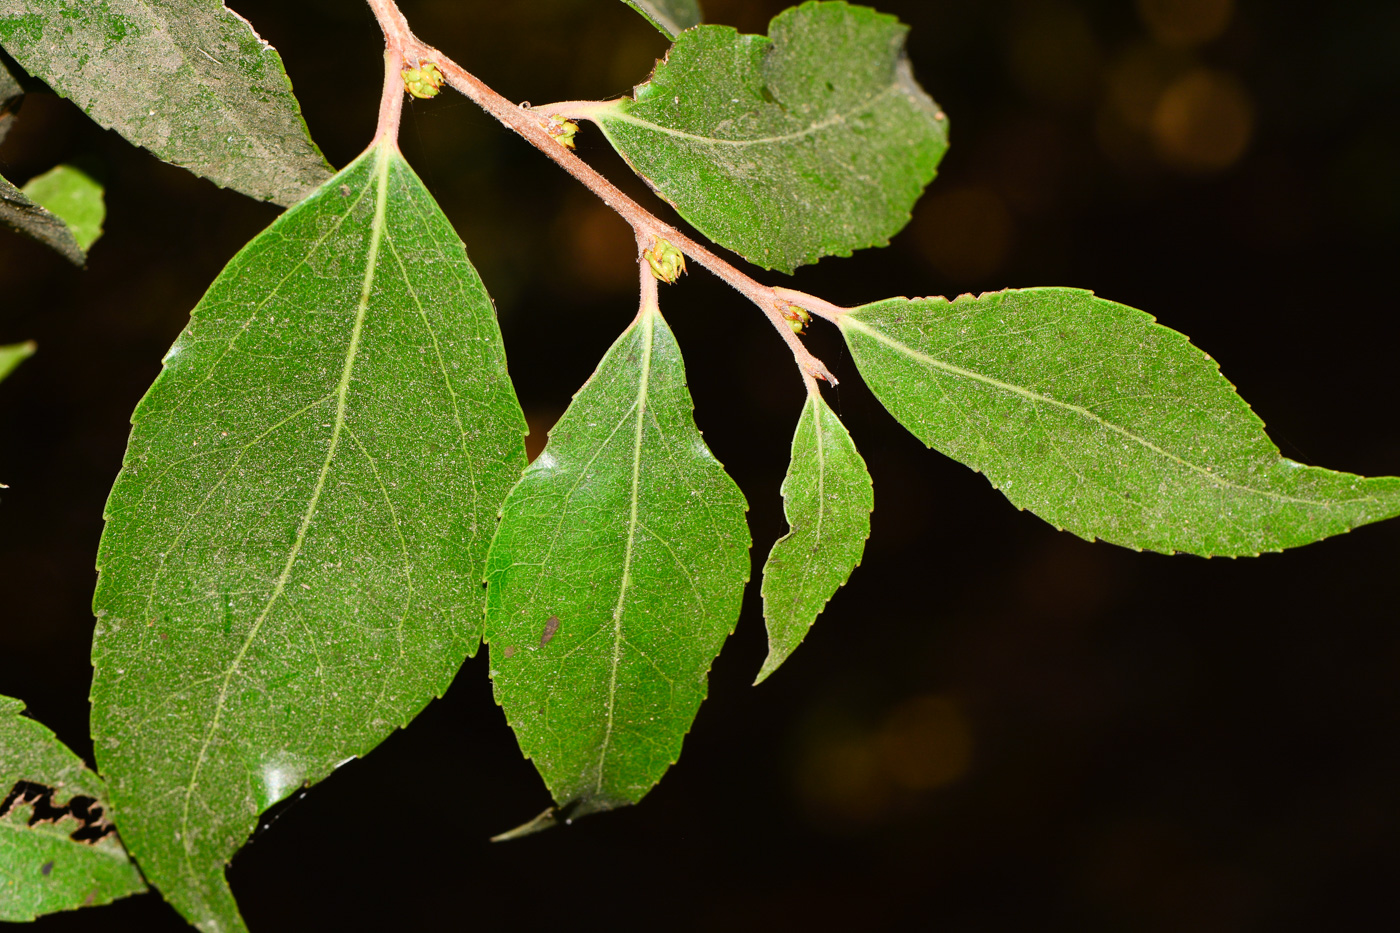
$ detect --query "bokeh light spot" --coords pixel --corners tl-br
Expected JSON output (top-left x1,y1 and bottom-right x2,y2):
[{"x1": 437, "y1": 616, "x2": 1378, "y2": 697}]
[
  {"x1": 1137, "y1": 0, "x2": 1235, "y2": 48},
  {"x1": 916, "y1": 186, "x2": 1015, "y2": 284},
  {"x1": 1151, "y1": 69, "x2": 1254, "y2": 172},
  {"x1": 876, "y1": 695, "x2": 973, "y2": 791}
]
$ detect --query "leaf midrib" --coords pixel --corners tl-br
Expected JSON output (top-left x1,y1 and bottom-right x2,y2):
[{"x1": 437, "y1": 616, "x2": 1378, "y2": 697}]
[
  {"x1": 594, "y1": 309, "x2": 656, "y2": 795},
  {"x1": 841, "y1": 315, "x2": 1347, "y2": 509},
  {"x1": 602, "y1": 81, "x2": 901, "y2": 149},
  {"x1": 175, "y1": 141, "x2": 393, "y2": 869}
]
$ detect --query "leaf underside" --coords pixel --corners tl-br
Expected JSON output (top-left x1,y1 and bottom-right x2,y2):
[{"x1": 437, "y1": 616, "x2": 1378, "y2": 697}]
[
  {"x1": 0, "y1": 695, "x2": 146, "y2": 921},
  {"x1": 841, "y1": 287, "x2": 1400, "y2": 556},
  {"x1": 620, "y1": 0, "x2": 702, "y2": 39},
  {"x1": 0, "y1": 0, "x2": 332, "y2": 206},
  {"x1": 1, "y1": 170, "x2": 86, "y2": 265},
  {"x1": 758, "y1": 392, "x2": 872, "y2": 683},
  {"x1": 596, "y1": 0, "x2": 949, "y2": 273},
  {"x1": 485, "y1": 308, "x2": 750, "y2": 815},
  {"x1": 90, "y1": 138, "x2": 526, "y2": 931}
]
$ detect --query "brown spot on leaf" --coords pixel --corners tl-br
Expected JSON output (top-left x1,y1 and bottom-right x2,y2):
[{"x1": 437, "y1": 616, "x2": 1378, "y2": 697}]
[
  {"x1": 541, "y1": 615, "x2": 561, "y2": 647},
  {"x1": 41, "y1": 860, "x2": 53, "y2": 876},
  {"x1": 503, "y1": 645, "x2": 516, "y2": 659}
]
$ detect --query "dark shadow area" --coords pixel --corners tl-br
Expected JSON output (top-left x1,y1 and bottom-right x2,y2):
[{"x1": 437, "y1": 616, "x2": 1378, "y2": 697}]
[{"x1": 2, "y1": 1, "x2": 1398, "y2": 930}]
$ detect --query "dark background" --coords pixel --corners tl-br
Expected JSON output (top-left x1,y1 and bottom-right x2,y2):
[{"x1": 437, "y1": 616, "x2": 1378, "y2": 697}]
[{"x1": 3, "y1": 0, "x2": 1398, "y2": 930}]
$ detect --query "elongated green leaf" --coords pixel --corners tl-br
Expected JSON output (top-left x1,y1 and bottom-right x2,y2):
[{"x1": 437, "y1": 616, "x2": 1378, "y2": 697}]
[
  {"x1": 0, "y1": 339, "x2": 34, "y2": 383},
  {"x1": 1, "y1": 170, "x2": 85, "y2": 264},
  {"x1": 840, "y1": 287, "x2": 1400, "y2": 556},
  {"x1": 1, "y1": 695, "x2": 146, "y2": 921},
  {"x1": 91, "y1": 137, "x2": 527, "y2": 931},
  {"x1": 592, "y1": 1, "x2": 948, "y2": 273},
  {"x1": 22, "y1": 162, "x2": 104, "y2": 251},
  {"x1": 485, "y1": 307, "x2": 750, "y2": 814},
  {"x1": 620, "y1": 0, "x2": 701, "y2": 39},
  {"x1": 0, "y1": 0, "x2": 331, "y2": 206},
  {"x1": 757, "y1": 392, "x2": 871, "y2": 684}
]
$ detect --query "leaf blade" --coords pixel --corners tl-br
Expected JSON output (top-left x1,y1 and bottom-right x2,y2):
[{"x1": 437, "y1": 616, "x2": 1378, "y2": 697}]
[
  {"x1": 1, "y1": 170, "x2": 85, "y2": 265},
  {"x1": 484, "y1": 308, "x2": 750, "y2": 813},
  {"x1": 0, "y1": 0, "x2": 332, "y2": 205},
  {"x1": 594, "y1": 1, "x2": 949, "y2": 272},
  {"x1": 0, "y1": 339, "x2": 35, "y2": 383},
  {"x1": 757, "y1": 392, "x2": 872, "y2": 683},
  {"x1": 90, "y1": 138, "x2": 526, "y2": 930},
  {"x1": 0, "y1": 695, "x2": 147, "y2": 921},
  {"x1": 840, "y1": 287, "x2": 1400, "y2": 556},
  {"x1": 22, "y1": 162, "x2": 104, "y2": 251},
  {"x1": 620, "y1": 0, "x2": 702, "y2": 39}
]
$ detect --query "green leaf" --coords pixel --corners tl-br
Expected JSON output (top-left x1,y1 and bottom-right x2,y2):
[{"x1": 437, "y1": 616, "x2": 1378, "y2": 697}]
[
  {"x1": 0, "y1": 339, "x2": 34, "y2": 383},
  {"x1": 22, "y1": 162, "x2": 104, "y2": 252},
  {"x1": 90, "y1": 137, "x2": 527, "y2": 931},
  {"x1": 0, "y1": 0, "x2": 332, "y2": 206},
  {"x1": 1, "y1": 170, "x2": 86, "y2": 265},
  {"x1": 0, "y1": 694, "x2": 147, "y2": 921},
  {"x1": 757, "y1": 391, "x2": 871, "y2": 684},
  {"x1": 484, "y1": 307, "x2": 750, "y2": 814},
  {"x1": 840, "y1": 287, "x2": 1400, "y2": 556},
  {"x1": 593, "y1": 1, "x2": 948, "y2": 273},
  {"x1": 620, "y1": 0, "x2": 702, "y2": 39}
]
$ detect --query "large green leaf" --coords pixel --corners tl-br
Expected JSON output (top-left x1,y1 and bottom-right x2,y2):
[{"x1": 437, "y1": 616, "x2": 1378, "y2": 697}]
[
  {"x1": 0, "y1": 0, "x2": 331, "y2": 206},
  {"x1": 484, "y1": 307, "x2": 750, "y2": 814},
  {"x1": 91, "y1": 137, "x2": 527, "y2": 931},
  {"x1": 1, "y1": 169, "x2": 87, "y2": 265},
  {"x1": 593, "y1": 1, "x2": 948, "y2": 273},
  {"x1": 757, "y1": 391, "x2": 871, "y2": 684},
  {"x1": 840, "y1": 287, "x2": 1400, "y2": 556},
  {"x1": 22, "y1": 162, "x2": 104, "y2": 251},
  {"x1": 620, "y1": 0, "x2": 701, "y2": 39},
  {"x1": 1, "y1": 695, "x2": 146, "y2": 921}
]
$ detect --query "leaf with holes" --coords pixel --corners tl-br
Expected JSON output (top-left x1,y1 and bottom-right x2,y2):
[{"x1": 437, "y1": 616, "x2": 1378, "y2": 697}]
[
  {"x1": 90, "y1": 136, "x2": 527, "y2": 931},
  {"x1": 757, "y1": 391, "x2": 871, "y2": 683},
  {"x1": 0, "y1": 0, "x2": 331, "y2": 205},
  {"x1": 620, "y1": 0, "x2": 702, "y2": 39},
  {"x1": 591, "y1": 1, "x2": 948, "y2": 272},
  {"x1": 484, "y1": 307, "x2": 750, "y2": 815},
  {"x1": 839, "y1": 287, "x2": 1400, "y2": 556},
  {"x1": 0, "y1": 695, "x2": 146, "y2": 921}
]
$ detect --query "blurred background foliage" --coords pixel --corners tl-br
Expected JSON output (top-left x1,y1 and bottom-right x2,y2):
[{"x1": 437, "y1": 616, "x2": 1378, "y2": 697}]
[{"x1": 2, "y1": 1, "x2": 1398, "y2": 929}]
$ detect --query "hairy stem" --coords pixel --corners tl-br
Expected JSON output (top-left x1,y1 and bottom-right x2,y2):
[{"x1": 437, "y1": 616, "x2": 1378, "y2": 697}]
[{"x1": 363, "y1": 0, "x2": 836, "y2": 385}]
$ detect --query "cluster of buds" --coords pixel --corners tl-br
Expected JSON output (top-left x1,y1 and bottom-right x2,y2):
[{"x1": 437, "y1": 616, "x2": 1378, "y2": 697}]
[
  {"x1": 779, "y1": 302, "x2": 812, "y2": 334},
  {"x1": 541, "y1": 114, "x2": 580, "y2": 149},
  {"x1": 643, "y1": 237, "x2": 687, "y2": 284},
  {"x1": 402, "y1": 62, "x2": 445, "y2": 99}
]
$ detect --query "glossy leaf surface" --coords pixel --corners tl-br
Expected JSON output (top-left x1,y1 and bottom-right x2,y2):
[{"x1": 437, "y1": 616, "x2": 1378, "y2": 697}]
[
  {"x1": 1, "y1": 170, "x2": 85, "y2": 264},
  {"x1": 485, "y1": 307, "x2": 750, "y2": 814},
  {"x1": 594, "y1": 1, "x2": 948, "y2": 273},
  {"x1": 620, "y1": 0, "x2": 701, "y2": 38},
  {"x1": 757, "y1": 391, "x2": 871, "y2": 684},
  {"x1": 841, "y1": 288, "x2": 1400, "y2": 556},
  {"x1": 22, "y1": 162, "x2": 104, "y2": 251},
  {"x1": 0, "y1": 0, "x2": 331, "y2": 206},
  {"x1": 91, "y1": 138, "x2": 527, "y2": 931},
  {"x1": 1, "y1": 695, "x2": 146, "y2": 921}
]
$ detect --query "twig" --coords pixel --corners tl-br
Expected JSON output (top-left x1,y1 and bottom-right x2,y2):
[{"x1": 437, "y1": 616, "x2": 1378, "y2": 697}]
[{"x1": 362, "y1": 0, "x2": 836, "y2": 385}]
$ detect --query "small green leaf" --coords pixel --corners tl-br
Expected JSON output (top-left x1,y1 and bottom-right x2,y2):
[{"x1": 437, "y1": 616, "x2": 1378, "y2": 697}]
[
  {"x1": 485, "y1": 307, "x2": 750, "y2": 814},
  {"x1": 840, "y1": 287, "x2": 1400, "y2": 556},
  {"x1": 0, "y1": 694, "x2": 147, "y2": 921},
  {"x1": 757, "y1": 392, "x2": 872, "y2": 684},
  {"x1": 22, "y1": 162, "x2": 104, "y2": 252},
  {"x1": 91, "y1": 138, "x2": 527, "y2": 931},
  {"x1": 0, "y1": 339, "x2": 34, "y2": 383},
  {"x1": 0, "y1": 0, "x2": 332, "y2": 206},
  {"x1": 620, "y1": 0, "x2": 702, "y2": 39},
  {"x1": 1, "y1": 170, "x2": 85, "y2": 265},
  {"x1": 593, "y1": 1, "x2": 948, "y2": 273}
]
